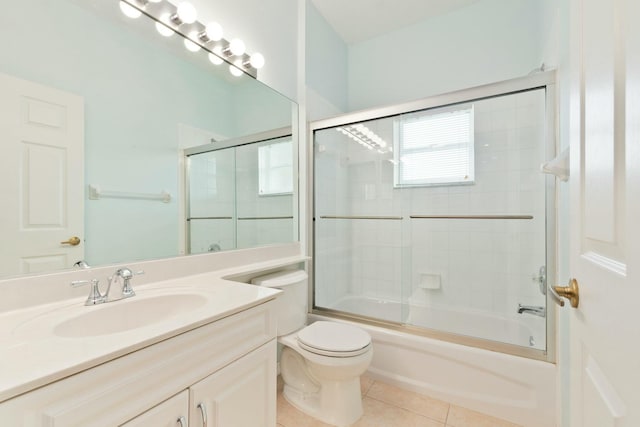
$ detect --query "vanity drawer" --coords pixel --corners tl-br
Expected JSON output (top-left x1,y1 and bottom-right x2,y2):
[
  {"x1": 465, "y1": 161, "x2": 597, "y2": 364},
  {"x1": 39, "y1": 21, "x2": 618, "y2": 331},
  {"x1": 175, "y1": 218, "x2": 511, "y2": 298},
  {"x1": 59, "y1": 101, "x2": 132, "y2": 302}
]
[{"x1": 0, "y1": 300, "x2": 276, "y2": 426}]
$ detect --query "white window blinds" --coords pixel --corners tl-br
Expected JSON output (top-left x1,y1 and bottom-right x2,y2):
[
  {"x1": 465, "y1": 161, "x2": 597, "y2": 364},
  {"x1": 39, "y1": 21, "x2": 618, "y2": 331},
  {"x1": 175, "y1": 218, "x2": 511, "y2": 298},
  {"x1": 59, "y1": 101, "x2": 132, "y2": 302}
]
[{"x1": 394, "y1": 105, "x2": 474, "y2": 187}]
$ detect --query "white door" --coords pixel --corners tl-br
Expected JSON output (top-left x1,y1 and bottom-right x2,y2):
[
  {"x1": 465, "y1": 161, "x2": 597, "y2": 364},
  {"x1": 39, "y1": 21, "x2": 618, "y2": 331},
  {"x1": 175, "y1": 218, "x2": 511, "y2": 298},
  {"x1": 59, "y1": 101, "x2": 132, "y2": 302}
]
[
  {"x1": 566, "y1": 0, "x2": 640, "y2": 425},
  {"x1": 0, "y1": 72, "x2": 84, "y2": 276}
]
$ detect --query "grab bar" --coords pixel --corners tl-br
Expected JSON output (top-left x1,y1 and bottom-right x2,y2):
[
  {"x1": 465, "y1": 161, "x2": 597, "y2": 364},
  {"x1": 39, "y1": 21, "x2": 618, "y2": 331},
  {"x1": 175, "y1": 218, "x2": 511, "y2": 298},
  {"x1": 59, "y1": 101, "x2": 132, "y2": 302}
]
[
  {"x1": 410, "y1": 214, "x2": 533, "y2": 220},
  {"x1": 319, "y1": 215, "x2": 403, "y2": 220},
  {"x1": 88, "y1": 185, "x2": 171, "y2": 203},
  {"x1": 237, "y1": 216, "x2": 294, "y2": 220},
  {"x1": 187, "y1": 216, "x2": 233, "y2": 220}
]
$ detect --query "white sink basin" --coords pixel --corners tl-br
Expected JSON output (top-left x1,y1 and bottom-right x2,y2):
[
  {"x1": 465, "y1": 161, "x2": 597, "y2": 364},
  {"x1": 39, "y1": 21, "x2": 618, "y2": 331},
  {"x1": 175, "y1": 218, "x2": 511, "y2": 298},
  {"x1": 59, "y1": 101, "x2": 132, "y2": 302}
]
[
  {"x1": 13, "y1": 290, "x2": 210, "y2": 339},
  {"x1": 54, "y1": 294, "x2": 208, "y2": 338}
]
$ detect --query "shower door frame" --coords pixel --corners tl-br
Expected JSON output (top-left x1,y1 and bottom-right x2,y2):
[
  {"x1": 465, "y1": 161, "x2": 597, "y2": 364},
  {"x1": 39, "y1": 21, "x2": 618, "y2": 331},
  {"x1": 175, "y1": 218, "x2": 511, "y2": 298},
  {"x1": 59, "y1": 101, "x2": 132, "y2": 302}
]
[
  {"x1": 308, "y1": 71, "x2": 558, "y2": 362},
  {"x1": 183, "y1": 126, "x2": 294, "y2": 255}
]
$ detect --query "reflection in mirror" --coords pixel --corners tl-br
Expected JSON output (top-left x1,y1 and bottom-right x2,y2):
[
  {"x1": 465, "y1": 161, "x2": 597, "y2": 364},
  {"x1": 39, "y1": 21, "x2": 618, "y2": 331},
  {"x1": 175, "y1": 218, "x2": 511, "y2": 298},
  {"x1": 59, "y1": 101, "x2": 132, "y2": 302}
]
[
  {"x1": 0, "y1": 0, "x2": 297, "y2": 279},
  {"x1": 187, "y1": 130, "x2": 295, "y2": 254}
]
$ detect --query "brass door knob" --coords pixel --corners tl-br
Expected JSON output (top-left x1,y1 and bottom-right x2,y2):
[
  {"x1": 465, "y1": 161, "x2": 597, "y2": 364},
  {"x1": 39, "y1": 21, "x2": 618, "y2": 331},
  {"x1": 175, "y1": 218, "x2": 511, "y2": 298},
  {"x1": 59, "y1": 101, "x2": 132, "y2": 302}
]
[
  {"x1": 549, "y1": 278, "x2": 579, "y2": 308},
  {"x1": 61, "y1": 236, "x2": 81, "y2": 246}
]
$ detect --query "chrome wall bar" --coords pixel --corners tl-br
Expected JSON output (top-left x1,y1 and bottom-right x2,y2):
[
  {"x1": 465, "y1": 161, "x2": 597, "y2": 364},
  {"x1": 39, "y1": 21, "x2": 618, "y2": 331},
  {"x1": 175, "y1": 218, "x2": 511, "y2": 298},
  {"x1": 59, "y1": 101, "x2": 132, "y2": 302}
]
[
  {"x1": 319, "y1": 215, "x2": 403, "y2": 220},
  {"x1": 237, "y1": 216, "x2": 294, "y2": 220},
  {"x1": 409, "y1": 214, "x2": 533, "y2": 220},
  {"x1": 187, "y1": 216, "x2": 233, "y2": 220}
]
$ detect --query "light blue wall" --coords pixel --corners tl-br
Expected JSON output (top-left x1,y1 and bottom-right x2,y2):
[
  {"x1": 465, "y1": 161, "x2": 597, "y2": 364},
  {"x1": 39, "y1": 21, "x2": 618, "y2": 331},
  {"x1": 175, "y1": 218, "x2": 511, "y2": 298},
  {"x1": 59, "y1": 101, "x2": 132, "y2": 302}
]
[
  {"x1": 0, "y1": 0, "x2": 289, "y2": 266},
  {"x1": 305, "y1": 0, "x2": 349, "y2": 113},
  {"x1": 347, "y1": 0, "x2": 544, "y2": 110}
]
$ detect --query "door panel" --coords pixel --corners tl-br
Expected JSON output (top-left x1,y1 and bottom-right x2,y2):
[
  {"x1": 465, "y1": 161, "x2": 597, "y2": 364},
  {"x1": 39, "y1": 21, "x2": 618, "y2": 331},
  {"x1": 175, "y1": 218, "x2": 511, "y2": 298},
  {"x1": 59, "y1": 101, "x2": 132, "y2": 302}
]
[
  {"x1": 567, "y1": 0, "x2": 640, "y2": 425},
  {"x1": 0, "y1": 72, "x2": 84, "y2": 276},
  {"x1": 190, "y1": 341, "x2": 276, "y2": 427}
]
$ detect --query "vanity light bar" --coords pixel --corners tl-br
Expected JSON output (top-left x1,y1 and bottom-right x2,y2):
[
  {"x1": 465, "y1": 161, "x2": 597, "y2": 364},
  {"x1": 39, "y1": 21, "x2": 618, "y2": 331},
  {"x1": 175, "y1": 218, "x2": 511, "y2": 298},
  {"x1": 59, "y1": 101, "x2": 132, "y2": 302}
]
[
  {"x1": 336, "y1": 124, "x2": 391, "y2": 152},
  {"x1": 119, "y1": 0, "x2": 264, "y2": 78}
]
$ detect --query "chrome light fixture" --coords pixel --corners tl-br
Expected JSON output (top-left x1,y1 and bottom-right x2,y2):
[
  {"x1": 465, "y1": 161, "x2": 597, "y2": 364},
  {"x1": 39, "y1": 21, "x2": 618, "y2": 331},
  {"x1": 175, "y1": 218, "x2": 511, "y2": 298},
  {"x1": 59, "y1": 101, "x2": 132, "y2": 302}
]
[{"x1": 119, "y1": 0, "x2": 265, "y2": 78}]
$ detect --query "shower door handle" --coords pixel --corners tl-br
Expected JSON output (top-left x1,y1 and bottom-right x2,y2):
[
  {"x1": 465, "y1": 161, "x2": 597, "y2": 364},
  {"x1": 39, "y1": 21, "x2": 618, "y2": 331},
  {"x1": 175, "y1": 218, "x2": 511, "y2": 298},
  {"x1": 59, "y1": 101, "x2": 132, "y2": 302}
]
[{"x1": 549, "y1": 278, "x2": 579, "y2": 308}]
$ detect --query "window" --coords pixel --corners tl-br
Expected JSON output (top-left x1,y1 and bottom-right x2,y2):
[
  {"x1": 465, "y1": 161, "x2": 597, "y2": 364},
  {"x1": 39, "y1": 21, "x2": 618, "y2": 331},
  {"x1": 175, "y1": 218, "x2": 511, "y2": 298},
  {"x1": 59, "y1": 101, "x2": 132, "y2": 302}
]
[
  {"x1": 394, "y1": 105, "x2": 474, "y2": 187},
  {"x1": 258, "y1": 138, "x2": 293, "y2": 195}
]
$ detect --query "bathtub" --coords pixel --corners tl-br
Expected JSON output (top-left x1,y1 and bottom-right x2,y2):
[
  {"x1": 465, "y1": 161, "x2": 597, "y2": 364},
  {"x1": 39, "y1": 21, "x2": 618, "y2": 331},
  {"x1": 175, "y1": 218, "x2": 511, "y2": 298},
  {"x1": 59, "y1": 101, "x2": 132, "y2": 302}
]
[
  {"x1": 310, "y1": 297, "x2": 556, "y2": 427},
  {"x1": 330, "y1": 295, "x2": 546, "y2": 349}
]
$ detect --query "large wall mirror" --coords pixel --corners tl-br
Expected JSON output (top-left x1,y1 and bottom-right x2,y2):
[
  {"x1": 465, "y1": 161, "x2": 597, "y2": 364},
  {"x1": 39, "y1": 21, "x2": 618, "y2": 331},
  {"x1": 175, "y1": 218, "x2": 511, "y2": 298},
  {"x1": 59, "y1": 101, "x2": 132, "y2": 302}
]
[{"x1": 0, "y1": 0, "x2": 298, "y2": 279}]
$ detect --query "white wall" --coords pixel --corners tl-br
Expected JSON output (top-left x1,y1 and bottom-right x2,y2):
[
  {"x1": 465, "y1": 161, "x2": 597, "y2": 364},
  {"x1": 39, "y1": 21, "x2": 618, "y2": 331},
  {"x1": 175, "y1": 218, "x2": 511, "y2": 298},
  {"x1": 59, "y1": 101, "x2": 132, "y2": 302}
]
[
  {"x1": 347, "y1": 0, "x2": 545, "y2": 111},
  {"x1": 305, "y1": 0, "x2": 349, "y2": 118}
]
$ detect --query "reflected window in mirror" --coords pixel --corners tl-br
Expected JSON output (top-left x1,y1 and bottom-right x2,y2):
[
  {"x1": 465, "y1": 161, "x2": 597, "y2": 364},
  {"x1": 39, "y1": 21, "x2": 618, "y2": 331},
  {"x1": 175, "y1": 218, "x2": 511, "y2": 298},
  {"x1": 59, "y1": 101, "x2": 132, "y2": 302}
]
[{"x1": 259, "y1": 137, "x2": 293, "y2": 196}]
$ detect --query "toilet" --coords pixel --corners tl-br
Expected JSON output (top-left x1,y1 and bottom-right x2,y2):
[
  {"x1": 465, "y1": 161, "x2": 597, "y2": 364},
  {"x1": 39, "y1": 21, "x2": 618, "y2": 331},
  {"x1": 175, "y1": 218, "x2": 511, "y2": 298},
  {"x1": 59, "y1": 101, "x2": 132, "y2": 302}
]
[{"x1": 251, "y1": 269, "x2": 373, "y2": 427}]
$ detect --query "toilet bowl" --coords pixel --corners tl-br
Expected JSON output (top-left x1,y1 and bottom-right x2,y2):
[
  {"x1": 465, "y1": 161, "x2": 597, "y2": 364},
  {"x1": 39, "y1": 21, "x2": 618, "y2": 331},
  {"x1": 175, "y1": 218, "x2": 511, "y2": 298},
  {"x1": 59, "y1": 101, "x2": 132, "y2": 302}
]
[{"x1": 251, "y1": 270, "x2": 373, "y2": 427}]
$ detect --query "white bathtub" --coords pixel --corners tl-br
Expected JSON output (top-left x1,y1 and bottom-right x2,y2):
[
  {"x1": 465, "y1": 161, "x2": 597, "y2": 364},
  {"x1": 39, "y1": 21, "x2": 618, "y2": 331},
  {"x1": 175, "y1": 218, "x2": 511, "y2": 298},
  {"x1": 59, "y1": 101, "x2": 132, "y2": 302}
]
[{"x1": 311, "y1": 298, "x2": 556, "y2": 427}]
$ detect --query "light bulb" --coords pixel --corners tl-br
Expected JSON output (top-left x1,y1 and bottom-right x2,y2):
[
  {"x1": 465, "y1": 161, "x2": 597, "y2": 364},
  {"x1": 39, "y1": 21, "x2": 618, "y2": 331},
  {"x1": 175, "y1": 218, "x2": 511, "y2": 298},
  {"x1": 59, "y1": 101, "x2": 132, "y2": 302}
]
[
  {"x1": 249, "y1": 53, "x2": 265, "y2": 69},
  {"x1": 229, "y1": 60, "x2": 244, "y2": 77},
  {"x1": 148, "y1": 0, "x2": 161, "y2": 2},
  {"x1": 176, "y1": 2, "x2": 197, "y2": 24},
  {"x1": 205, "y1": 22, "x2": 223, "y2": 42},
  {"x1": 229, "y1": 38, "x2": 246, "y2": 56},
  {"x1": 208, "y1": 46, "x2": 223, "y2": 65},
  {"x1": 119, "y1": 1, "x2": 142, "y2": 19},
  {"x1": 184, "y1": 32, "x2": 201, "y2": 52},
  {"x1": 155, "y1": 14, "x2": 174, "y2": 37}
]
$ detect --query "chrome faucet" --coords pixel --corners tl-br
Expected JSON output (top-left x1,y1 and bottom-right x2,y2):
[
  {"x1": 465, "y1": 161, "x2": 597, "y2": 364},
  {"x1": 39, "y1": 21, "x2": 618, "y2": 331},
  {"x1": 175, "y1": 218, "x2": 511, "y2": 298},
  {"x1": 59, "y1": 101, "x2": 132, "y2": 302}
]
[
  {"x1": 105, "y1": 268, "x2": 144, "y2": 302},
  {"x1": 70, "y1": 267, "x2": 144, "y2": 306},
  {"x1": 517, "y1": 304, "x2": 546, "y2": 317}
]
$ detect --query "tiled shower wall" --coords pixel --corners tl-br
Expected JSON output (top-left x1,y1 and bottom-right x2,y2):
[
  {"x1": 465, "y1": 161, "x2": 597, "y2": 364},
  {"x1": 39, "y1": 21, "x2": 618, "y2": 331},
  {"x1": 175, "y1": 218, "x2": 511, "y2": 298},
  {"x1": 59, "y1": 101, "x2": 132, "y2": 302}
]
[
  {"x1": 189, "y1": 143, "x2": 295, "y2": 254},
  {"x1": 315, "y1": 89, "x2": 548, "y2": 321}
]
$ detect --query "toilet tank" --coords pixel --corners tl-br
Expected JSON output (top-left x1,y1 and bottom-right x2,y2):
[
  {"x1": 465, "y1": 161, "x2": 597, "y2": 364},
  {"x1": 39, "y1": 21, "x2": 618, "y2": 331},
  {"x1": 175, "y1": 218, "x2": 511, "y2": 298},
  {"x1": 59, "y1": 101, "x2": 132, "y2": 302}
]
[{"x1": 251, "y1": 269, "x2": 308, "y2": 335}]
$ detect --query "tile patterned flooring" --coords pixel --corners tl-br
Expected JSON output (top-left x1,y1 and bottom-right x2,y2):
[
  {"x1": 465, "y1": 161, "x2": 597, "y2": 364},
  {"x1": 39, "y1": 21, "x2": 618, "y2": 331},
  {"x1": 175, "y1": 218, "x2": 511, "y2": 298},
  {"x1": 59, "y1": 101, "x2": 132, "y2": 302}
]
[{"x1": 277, "y1": 375, "x2": 522, "y2": 427}]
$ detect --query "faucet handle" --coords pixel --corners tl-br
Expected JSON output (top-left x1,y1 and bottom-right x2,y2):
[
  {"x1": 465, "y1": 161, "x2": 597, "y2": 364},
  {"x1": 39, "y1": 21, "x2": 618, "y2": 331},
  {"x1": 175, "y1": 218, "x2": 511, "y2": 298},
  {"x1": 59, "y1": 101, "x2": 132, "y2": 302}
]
[
  {"x1": 114, "y1": 268, "x2": 144, "y2": 298},
  {"x1": 70, "y1": 279, "x2": 104, "y2": 305}
]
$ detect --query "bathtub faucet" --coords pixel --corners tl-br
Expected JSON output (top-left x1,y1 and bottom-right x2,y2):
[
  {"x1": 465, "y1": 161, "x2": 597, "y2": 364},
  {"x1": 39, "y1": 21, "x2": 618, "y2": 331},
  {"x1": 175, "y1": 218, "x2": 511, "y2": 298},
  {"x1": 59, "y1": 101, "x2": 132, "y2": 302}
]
[{"x1": 517, "y1": 304, "x2": 546, "y2": 317}]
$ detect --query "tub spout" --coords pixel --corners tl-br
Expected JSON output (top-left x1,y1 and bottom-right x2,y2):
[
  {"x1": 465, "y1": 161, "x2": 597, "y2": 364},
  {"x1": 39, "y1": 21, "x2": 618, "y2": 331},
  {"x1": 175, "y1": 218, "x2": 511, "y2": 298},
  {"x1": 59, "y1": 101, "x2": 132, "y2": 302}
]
[{"x1": 517, "y1": 304, "x2": 546, "y2": 317}]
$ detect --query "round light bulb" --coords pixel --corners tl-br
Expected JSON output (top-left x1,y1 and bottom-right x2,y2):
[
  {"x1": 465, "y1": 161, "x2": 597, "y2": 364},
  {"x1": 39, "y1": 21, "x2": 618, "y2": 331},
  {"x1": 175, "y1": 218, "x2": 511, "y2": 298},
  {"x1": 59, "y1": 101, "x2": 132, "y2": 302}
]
[
  {"x1": 229, "y1": 61, "x2": 244, "y2": 77},
  {"x1": 229, "y1": 38, "x2": 246, "y2": 56},
  {"x1": 208, "y1": 46, "x2": 223, "y2": 65},
  {"x1": 249, "y1": 53, "x2": 265, "y2": 69},
  {"x1": 184, "y1": 32, "x2": 201, "y2": 52},
  {"x1": 176, "y1": 2, "x2": 197, "y2": 24},
  {"x1": 205, "y1": 22, "x2": 223, "y2": 42},
  {"x1": 119, "y1": 1, "x2": 142, "y2": 19},
  {"x1": 155, "y1": 14, "x2": 175, "y2": 37}
]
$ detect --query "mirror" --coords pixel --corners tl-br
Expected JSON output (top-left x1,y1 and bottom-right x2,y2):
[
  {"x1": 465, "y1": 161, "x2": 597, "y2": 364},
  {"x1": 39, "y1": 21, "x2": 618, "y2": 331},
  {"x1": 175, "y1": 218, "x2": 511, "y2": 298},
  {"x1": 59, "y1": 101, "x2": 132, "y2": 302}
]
[
  {"x1": 187, "y1": 130, "x2": 295, "y2": 254},
  {"x1": 0, "y1": 0, "x2": 298, "y2": 279}
]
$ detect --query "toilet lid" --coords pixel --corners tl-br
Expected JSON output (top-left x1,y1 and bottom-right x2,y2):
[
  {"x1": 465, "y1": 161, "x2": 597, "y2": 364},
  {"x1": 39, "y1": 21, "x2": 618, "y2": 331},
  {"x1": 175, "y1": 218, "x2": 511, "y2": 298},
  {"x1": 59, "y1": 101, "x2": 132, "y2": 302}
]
[{"x1": 297, "y1": 321, "x2": 371, "y2": 357}]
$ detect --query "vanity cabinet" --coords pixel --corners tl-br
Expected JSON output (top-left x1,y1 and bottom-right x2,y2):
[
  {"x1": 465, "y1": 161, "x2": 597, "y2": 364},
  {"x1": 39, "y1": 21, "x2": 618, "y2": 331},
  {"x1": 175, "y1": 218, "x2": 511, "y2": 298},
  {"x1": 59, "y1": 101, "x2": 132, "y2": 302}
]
[
  {"x1": 120, "y1": 391, "x2": 189, "y2": 427},
  {"x1": 190, "y1": 341, "x2": 276, "y2": 426},
  {"x1": 0, "y1": 301, "x2": 277, "y2": 427}
]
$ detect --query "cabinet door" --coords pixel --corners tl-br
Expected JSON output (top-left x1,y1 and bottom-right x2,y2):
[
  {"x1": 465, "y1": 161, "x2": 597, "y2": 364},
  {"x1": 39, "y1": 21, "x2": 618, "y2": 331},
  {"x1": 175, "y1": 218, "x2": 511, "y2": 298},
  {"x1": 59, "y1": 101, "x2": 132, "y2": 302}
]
[
  {"x1": 190, "y1": 340, "x2": 276, "y2": 427},
  {"x1": 120, "y1": 390, "x2": 189, "y2": 427}
]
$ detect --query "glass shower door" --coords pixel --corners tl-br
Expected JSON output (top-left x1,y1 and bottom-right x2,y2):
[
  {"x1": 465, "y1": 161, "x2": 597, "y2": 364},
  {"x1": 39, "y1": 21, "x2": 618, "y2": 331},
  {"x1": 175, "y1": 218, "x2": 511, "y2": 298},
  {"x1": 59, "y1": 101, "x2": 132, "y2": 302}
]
[
  {"x1": 312, "y1": 85, "x2": 551, "y2": 354},
  {"x1": 314, "y1": 117, "x2": 406, "y2": 323}
]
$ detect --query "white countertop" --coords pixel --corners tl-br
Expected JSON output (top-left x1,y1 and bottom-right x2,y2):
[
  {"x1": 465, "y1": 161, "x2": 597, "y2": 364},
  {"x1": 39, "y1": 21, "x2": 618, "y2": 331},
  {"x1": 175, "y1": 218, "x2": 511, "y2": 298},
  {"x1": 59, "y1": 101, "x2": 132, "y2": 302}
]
[{"x1": 0, "y1": 272, "x2": 283, "y2": 403}]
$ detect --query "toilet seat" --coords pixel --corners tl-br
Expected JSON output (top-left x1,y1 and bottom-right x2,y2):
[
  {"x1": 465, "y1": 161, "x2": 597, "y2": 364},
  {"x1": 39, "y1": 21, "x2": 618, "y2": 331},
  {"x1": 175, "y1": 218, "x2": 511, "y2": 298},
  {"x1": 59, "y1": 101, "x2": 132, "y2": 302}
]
[{"x1": 297, "y1": 321, "x2": 371, "y2": 357}]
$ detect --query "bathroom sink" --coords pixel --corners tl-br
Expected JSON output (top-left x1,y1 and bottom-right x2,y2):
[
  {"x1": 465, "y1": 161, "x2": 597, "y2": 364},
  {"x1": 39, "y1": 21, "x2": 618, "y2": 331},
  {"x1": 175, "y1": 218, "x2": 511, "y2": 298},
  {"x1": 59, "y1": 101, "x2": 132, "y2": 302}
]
[
  {"x1": 12, "y1": 291, "x2": 210, "y2": 339},
  {"x1": 53, "y1": 294, "x2": 208, "y2": 338}
]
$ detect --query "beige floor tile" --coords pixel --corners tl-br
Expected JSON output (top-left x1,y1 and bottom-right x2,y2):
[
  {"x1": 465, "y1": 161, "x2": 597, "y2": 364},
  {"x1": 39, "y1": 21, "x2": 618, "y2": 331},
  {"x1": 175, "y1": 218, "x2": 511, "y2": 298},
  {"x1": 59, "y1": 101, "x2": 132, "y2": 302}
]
[
  {"x1": 446, "y1": 405, "x2": 522, "y2": 427},
  {"x1": 353, "y1": 397, "x2": 445, "y2": 427},
  {"x1": 366, "y1": 381, "x2": 450, "y2": 422},
  {"x1": 360, "y1": 374, "x2": 375, "y2": 396}
]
